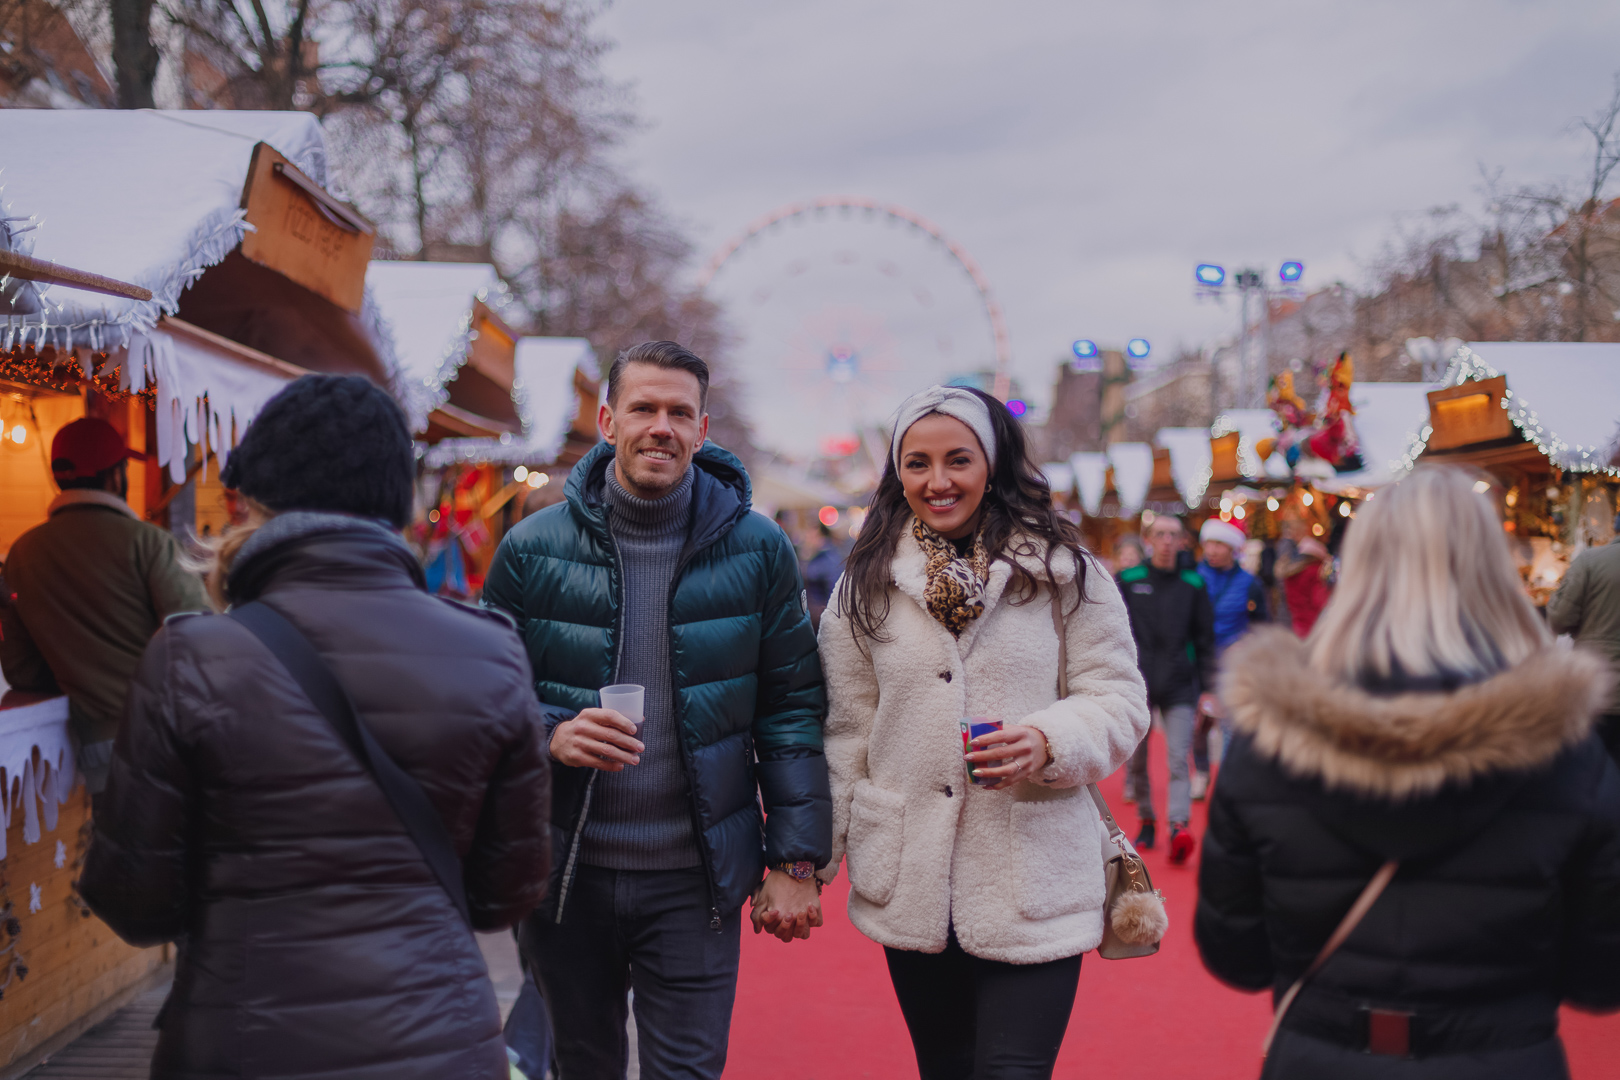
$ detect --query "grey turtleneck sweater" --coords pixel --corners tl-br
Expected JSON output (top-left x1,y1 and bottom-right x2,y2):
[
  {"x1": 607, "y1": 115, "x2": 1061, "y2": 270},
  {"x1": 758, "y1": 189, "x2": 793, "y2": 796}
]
[{"x1": 581, "y1": 466, "x2": 703, "y2": 870}]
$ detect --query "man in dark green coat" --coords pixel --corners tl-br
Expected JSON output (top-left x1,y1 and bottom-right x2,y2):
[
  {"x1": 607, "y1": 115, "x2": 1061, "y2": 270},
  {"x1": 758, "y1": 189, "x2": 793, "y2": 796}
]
[{"x1": 484, "y1": 341, "x2": 829, "y2": 1080}]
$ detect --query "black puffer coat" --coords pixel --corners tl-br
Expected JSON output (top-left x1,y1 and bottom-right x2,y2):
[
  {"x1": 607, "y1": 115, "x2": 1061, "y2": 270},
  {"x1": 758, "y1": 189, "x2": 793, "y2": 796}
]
[
  {"x1": 483, "y1": 441, "x2": 829, "y2": 924},
  {"x1": 81, "y1": 517, "x2": 551, "y2": 1080},
  {"x1": 1196, "y1": 628, "x2": 1620, "y2": 1079}
]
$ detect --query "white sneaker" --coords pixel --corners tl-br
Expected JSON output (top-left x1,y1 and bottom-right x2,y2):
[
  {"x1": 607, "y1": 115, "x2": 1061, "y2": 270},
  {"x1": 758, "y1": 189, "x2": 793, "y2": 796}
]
[{"x1": 1190, "y1": 771, "x2": 1209, "y2": 801}]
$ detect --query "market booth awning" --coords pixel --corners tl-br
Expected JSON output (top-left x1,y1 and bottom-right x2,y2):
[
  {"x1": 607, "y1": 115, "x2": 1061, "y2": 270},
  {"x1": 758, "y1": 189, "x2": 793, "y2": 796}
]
[
  {"x1": 1417, "y1": 342, "x2": 1620, "y2": 478},
  {"x1": 364, "y1": 261, "x2": 523, "y2": 441},
  {"x1": 1412, "y1": 342, "x2": 1620, "y2": 567},
  {"x1": 0, "y1": 109, "x2": 409, "y2": 482}
]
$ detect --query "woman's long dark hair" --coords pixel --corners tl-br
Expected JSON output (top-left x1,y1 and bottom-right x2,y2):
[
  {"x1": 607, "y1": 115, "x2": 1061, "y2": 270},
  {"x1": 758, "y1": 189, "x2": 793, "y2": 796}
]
[{"x1": 837, "y1": 387, "x2": 1091, "y2": 644}]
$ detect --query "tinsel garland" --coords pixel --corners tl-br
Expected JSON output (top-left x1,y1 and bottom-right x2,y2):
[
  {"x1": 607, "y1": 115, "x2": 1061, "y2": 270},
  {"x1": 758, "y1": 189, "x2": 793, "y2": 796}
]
[
  {"x1": 1395, "y1": 344, "x2": 1620, "y2": 479},
  {"x1": 0, "y1": 346, "x2": 154, "y2": 403}
]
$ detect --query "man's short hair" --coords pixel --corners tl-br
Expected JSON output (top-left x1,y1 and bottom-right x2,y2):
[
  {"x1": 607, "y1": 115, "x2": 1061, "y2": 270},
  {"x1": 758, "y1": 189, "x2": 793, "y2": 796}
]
[
  {"x1": 54, "y1": 462, "x2": 123, "y2": 492},
  {"x1": 1147, "y1": 514, "x2": 1185, "y2": 535},
  {"x1": 607, "y1": 341, "x2": 710, "y2": 413}
]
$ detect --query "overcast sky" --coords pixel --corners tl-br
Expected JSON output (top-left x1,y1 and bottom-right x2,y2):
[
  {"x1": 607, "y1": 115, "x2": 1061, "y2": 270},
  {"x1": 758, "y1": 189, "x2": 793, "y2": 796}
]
[{"x1": 595, "y1": 0, "x2": 1620, "y2": 423}]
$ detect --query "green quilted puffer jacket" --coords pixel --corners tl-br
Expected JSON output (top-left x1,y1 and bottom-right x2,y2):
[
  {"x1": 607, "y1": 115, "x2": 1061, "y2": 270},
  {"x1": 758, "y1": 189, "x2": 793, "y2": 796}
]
[{"x1": 483, "y1": 441, "x2": 830, "y2": 923}]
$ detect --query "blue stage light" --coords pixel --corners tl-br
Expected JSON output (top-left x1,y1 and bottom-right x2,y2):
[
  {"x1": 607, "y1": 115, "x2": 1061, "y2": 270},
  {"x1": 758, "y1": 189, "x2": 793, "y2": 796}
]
[
  {"x1": 1195, "y1": 264, "x2": 1225, "y2": 287},
  {"x1": 1279, "y1": 261, "x2": 1304, "y2": 283},
  {"x1": 1126, "y1": 338, "x2": 1151, "y2": 360},
  {"x1": 1072, "y1": 339, "x2": 1098, "y2": 360}
]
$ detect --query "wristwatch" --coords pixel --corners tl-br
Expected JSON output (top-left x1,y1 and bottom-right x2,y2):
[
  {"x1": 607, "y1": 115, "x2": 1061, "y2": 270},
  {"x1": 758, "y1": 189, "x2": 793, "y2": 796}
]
[{"x1": 777, "y1": 860, "x2": 815, "y2": 881}]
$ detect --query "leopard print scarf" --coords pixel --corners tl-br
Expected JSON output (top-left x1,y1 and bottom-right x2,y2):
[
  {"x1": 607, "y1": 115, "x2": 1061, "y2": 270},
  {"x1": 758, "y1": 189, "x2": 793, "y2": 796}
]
[{"x1": 912, "y1": 517, "x2": 990, "y2": 637}]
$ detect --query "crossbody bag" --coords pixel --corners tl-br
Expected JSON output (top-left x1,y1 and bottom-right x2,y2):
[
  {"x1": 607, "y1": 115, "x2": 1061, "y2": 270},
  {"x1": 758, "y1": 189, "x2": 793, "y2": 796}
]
[
  {"x1": 1050, "y1": 586, "x2": 1166, "y2": 959},
  {"x1": 227, "y1": 601, "x2": 472, "y2": 928}
]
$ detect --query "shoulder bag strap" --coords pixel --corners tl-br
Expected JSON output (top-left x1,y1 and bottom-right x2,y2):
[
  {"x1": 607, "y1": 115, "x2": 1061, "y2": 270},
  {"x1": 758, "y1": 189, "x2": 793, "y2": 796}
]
[
  {"x1": 1050, "y1": 583, "x2": 1126, "y2": 842},
  {"x1": 227, "y1": 601, "x2": 473, "y2": 928},
  {"x1": 1260, "y1": 859, "x2": 1398, "y2": 1061}
]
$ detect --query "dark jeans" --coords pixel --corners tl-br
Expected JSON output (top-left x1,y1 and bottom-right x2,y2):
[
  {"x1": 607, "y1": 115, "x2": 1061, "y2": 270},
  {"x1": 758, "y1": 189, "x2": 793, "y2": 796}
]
[
  {"x1": 520, "y1": 865, "x2": 741, "y2": 1080},
  {"x1": 1600, "y1": 713, "x2": 1620, "y2": 769},
  {"x1": 885, "y1": 931, "x2": 1082, "y2": 1080}
]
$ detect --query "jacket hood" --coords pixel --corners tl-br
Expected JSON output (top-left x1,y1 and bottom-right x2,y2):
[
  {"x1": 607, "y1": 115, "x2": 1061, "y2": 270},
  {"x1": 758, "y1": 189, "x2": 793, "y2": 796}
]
[
  {"x1": 564, "y1": 440, "x2": 752, "y2": 555},
  {"x1": 228, "y1": 511, "x2": 426, "y2": 603},
  {"x1": 1222, "y1": 626, "x2": 1611, "y2": 801}
]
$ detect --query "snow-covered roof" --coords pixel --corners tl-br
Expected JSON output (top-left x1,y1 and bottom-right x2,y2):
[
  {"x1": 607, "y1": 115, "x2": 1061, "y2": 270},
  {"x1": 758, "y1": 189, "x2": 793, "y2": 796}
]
[
  {"x1": 1070, "y1": 452, "x2": 1109, "y2": 516},
  {"x1": 364, "y1": 261, "x2": 507, "y2": 419},
  {"x1": 0, "y1": 109, "x2": 327, "y2": 352},
  {"x1": 0, "y1": 109, "x2": 412, "y2": 455},
  {"x1": 1156, "y1": 427, "x2": 1214, "y2": 507},
  {"x1": 424, "y1": 336, "x2": 595, "y2": 467},
  {"x1": 1106, "y1": 443, "x2": 1155, "y2": 516},
  {"x1": 1443, "y1": 342, "x2": 1620, "y2": 475},
  {"x1": 1318, "y1": 381, "x2": 1438, "y2": 493},
  {"x1": 1211, "y1": 409, "x2": 1288, "y2": 481}
]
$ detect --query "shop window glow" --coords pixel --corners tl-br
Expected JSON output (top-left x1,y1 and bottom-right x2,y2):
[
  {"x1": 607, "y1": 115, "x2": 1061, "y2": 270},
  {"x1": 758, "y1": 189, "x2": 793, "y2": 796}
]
[{"x1": 9, "y1": 424, "x2": 24, "y2": 445}]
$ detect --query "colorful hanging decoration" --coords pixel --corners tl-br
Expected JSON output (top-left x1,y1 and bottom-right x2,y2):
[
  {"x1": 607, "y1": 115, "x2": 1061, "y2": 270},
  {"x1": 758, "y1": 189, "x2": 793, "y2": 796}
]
[{"x1": 1254, "y1": 354, "x2": 1365, "y2": 476}]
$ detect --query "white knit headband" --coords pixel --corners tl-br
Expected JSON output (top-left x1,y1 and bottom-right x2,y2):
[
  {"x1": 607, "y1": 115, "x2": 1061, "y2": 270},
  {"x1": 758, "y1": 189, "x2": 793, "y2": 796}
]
[{"x1": 889, "y1": 386, "x2": 997, "y2": 475}]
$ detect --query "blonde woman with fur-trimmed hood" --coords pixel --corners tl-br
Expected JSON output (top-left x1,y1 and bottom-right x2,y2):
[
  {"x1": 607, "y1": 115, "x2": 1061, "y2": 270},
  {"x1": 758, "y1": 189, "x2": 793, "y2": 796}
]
[
  {"x1": 1196, "y1": 465, "x2": 1620, "y2": 1080},
  {"x1": 816, "y1": 386, "x2": 1149, "y2": 1079}
]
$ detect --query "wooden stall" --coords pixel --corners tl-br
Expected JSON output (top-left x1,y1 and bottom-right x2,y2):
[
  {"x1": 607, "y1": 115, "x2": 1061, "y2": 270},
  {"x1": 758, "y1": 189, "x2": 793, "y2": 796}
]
[
  {"x1": 0, "y1": 107, "x2": 429, "y2": 1072},
  {"x1": 1413, "y1": 343, "x2": 1620, "y2": 604}
]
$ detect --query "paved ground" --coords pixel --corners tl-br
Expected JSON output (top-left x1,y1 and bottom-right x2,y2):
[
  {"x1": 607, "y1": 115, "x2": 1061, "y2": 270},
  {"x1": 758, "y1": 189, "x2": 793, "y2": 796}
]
[
  {"x1": 25, "y1": 983, "x2": 167, "y2": 1079},
  {"x1": 26, "y1": 933, "x2": 537, "y2": 1079}
]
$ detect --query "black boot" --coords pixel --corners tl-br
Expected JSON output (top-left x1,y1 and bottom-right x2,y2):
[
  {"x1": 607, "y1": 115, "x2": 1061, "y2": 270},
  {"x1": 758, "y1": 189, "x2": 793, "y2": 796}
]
[{"x1": 1135, "y1": 819, "x2": 1157, "y2": 850}]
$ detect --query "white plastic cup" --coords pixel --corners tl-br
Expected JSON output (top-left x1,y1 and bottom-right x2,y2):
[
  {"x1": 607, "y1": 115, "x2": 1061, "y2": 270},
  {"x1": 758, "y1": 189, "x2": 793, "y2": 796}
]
[{"x1": 599, "y1": 684, "x2": 645, "y2": 737}]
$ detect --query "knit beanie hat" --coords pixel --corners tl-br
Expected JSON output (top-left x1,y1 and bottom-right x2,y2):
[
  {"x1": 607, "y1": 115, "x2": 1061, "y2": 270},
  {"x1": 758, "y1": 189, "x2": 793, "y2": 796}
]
[{"x1": 221, "y1": 374, "x2": 414, "y2": 529}]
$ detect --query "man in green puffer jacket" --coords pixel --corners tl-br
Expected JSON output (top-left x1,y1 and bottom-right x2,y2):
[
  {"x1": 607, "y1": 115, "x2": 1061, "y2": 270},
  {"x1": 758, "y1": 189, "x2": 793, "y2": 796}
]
[{"x1": 483, "y1": 341, "x2": 829, "y2": 1080}]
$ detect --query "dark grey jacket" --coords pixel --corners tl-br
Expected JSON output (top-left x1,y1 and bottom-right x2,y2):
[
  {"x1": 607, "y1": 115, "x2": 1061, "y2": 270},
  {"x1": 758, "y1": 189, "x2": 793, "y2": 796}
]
[{"x1": 81, "y1": 519, "x2": 551, "y2": 1079}]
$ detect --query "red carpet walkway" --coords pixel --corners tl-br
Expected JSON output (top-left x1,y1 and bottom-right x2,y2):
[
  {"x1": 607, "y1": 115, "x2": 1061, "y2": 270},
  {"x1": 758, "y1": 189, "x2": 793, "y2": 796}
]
[{"x1": 725, "y1": 729, "x2": 1619, "y2": 1079}]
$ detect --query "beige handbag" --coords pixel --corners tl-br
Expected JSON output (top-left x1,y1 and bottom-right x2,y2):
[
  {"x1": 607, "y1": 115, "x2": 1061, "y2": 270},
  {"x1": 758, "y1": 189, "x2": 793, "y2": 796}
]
[{"x1": 1051, "y1": 587, "x2": 1168, "y2": 959}]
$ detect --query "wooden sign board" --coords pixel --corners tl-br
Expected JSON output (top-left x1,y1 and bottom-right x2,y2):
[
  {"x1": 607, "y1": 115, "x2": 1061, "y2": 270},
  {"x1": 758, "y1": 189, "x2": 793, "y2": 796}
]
[
  {"x1": 464, "y1": 301, "x2": 517, "y2": 390},
  {"x1": 1210, "y1": 431, "x2": 1242, "y2": 484},
  {"x1": 239, "y1": 143, "x2": 375, "y2": 314},
  {"x1": 1426, "y1": 376, "x2": 1514, "y2": 452}
]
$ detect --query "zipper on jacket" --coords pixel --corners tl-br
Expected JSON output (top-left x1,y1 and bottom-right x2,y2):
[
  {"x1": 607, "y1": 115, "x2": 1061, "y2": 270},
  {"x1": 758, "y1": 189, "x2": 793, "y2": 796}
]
[
  {"x1": 554, "y1": 529, "x2": 633, "y2": 925},
  {"x1": 553, "y1": 771, "x2": 597, "y2": 924},
  {"x1": 667, "y1": 541, "x2": 728, "y2": 933}
]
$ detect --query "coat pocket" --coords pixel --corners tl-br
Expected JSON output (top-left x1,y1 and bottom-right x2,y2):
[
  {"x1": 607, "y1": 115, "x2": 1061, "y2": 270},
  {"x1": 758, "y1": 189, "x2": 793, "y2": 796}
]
[
  {"x1": 1010, "y1": 799, "x2": 1103, "y2": 920},
  {"x1": 846, "y1": 781, "x2": 906, "y2": 906}
]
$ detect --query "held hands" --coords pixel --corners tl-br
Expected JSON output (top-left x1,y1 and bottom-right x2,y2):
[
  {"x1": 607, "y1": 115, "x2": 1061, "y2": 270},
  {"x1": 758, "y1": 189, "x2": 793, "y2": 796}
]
[
  {"x1": 964, "y1": 723, "x2": 1050, "y2": 790},
  {"x1": 750, "y1": 870, "x2": 823, "y2": 943},
  {"x1": 549, "y1": 708, "x2": 643, "y2": 771}
]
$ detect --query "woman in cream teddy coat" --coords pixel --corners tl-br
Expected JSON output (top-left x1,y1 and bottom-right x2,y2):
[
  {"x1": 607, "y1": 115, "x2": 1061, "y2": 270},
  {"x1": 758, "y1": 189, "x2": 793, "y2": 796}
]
[{"x1": 817, "y1": 384, "x2": 1149, "y2": 1078}]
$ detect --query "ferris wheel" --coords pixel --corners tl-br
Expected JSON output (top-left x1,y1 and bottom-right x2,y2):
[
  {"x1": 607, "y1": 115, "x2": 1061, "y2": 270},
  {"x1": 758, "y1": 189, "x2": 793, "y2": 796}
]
[{"x1": 699, "y1": 196, "x2": 1012, "y2": 458}]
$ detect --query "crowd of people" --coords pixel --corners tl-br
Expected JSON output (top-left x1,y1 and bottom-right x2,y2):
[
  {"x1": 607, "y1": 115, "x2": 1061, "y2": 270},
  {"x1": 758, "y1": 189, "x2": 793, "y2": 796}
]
[{"x1": 0, "y1": 340, "x2": 1616, "y2": 1080}]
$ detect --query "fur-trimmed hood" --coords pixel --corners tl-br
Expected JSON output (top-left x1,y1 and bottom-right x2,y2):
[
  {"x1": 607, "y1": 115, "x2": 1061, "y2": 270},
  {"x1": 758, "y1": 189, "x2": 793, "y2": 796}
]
[{"x1": 1221, "y1": 627, "x2": 1613, "y2": 802}]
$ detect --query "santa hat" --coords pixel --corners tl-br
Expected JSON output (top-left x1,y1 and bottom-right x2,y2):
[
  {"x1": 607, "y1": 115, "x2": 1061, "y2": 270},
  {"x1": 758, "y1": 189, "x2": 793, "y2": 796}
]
[{"x1": 1200, "y1": 517, "x2": 1247, "y2": 551}]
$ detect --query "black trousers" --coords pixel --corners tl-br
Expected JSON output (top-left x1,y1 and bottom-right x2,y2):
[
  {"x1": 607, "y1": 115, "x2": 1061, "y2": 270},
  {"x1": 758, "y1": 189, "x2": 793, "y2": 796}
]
[
  {"x1": 520, "y1": 865, "x2": 741, "y2": 1080},
  {"x1": 1599, "y1": 713, "x2": 1620, "y2": 769},
  {"x1": 885, "y1": 931, "x2": 1082, "y2": 1080}
]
